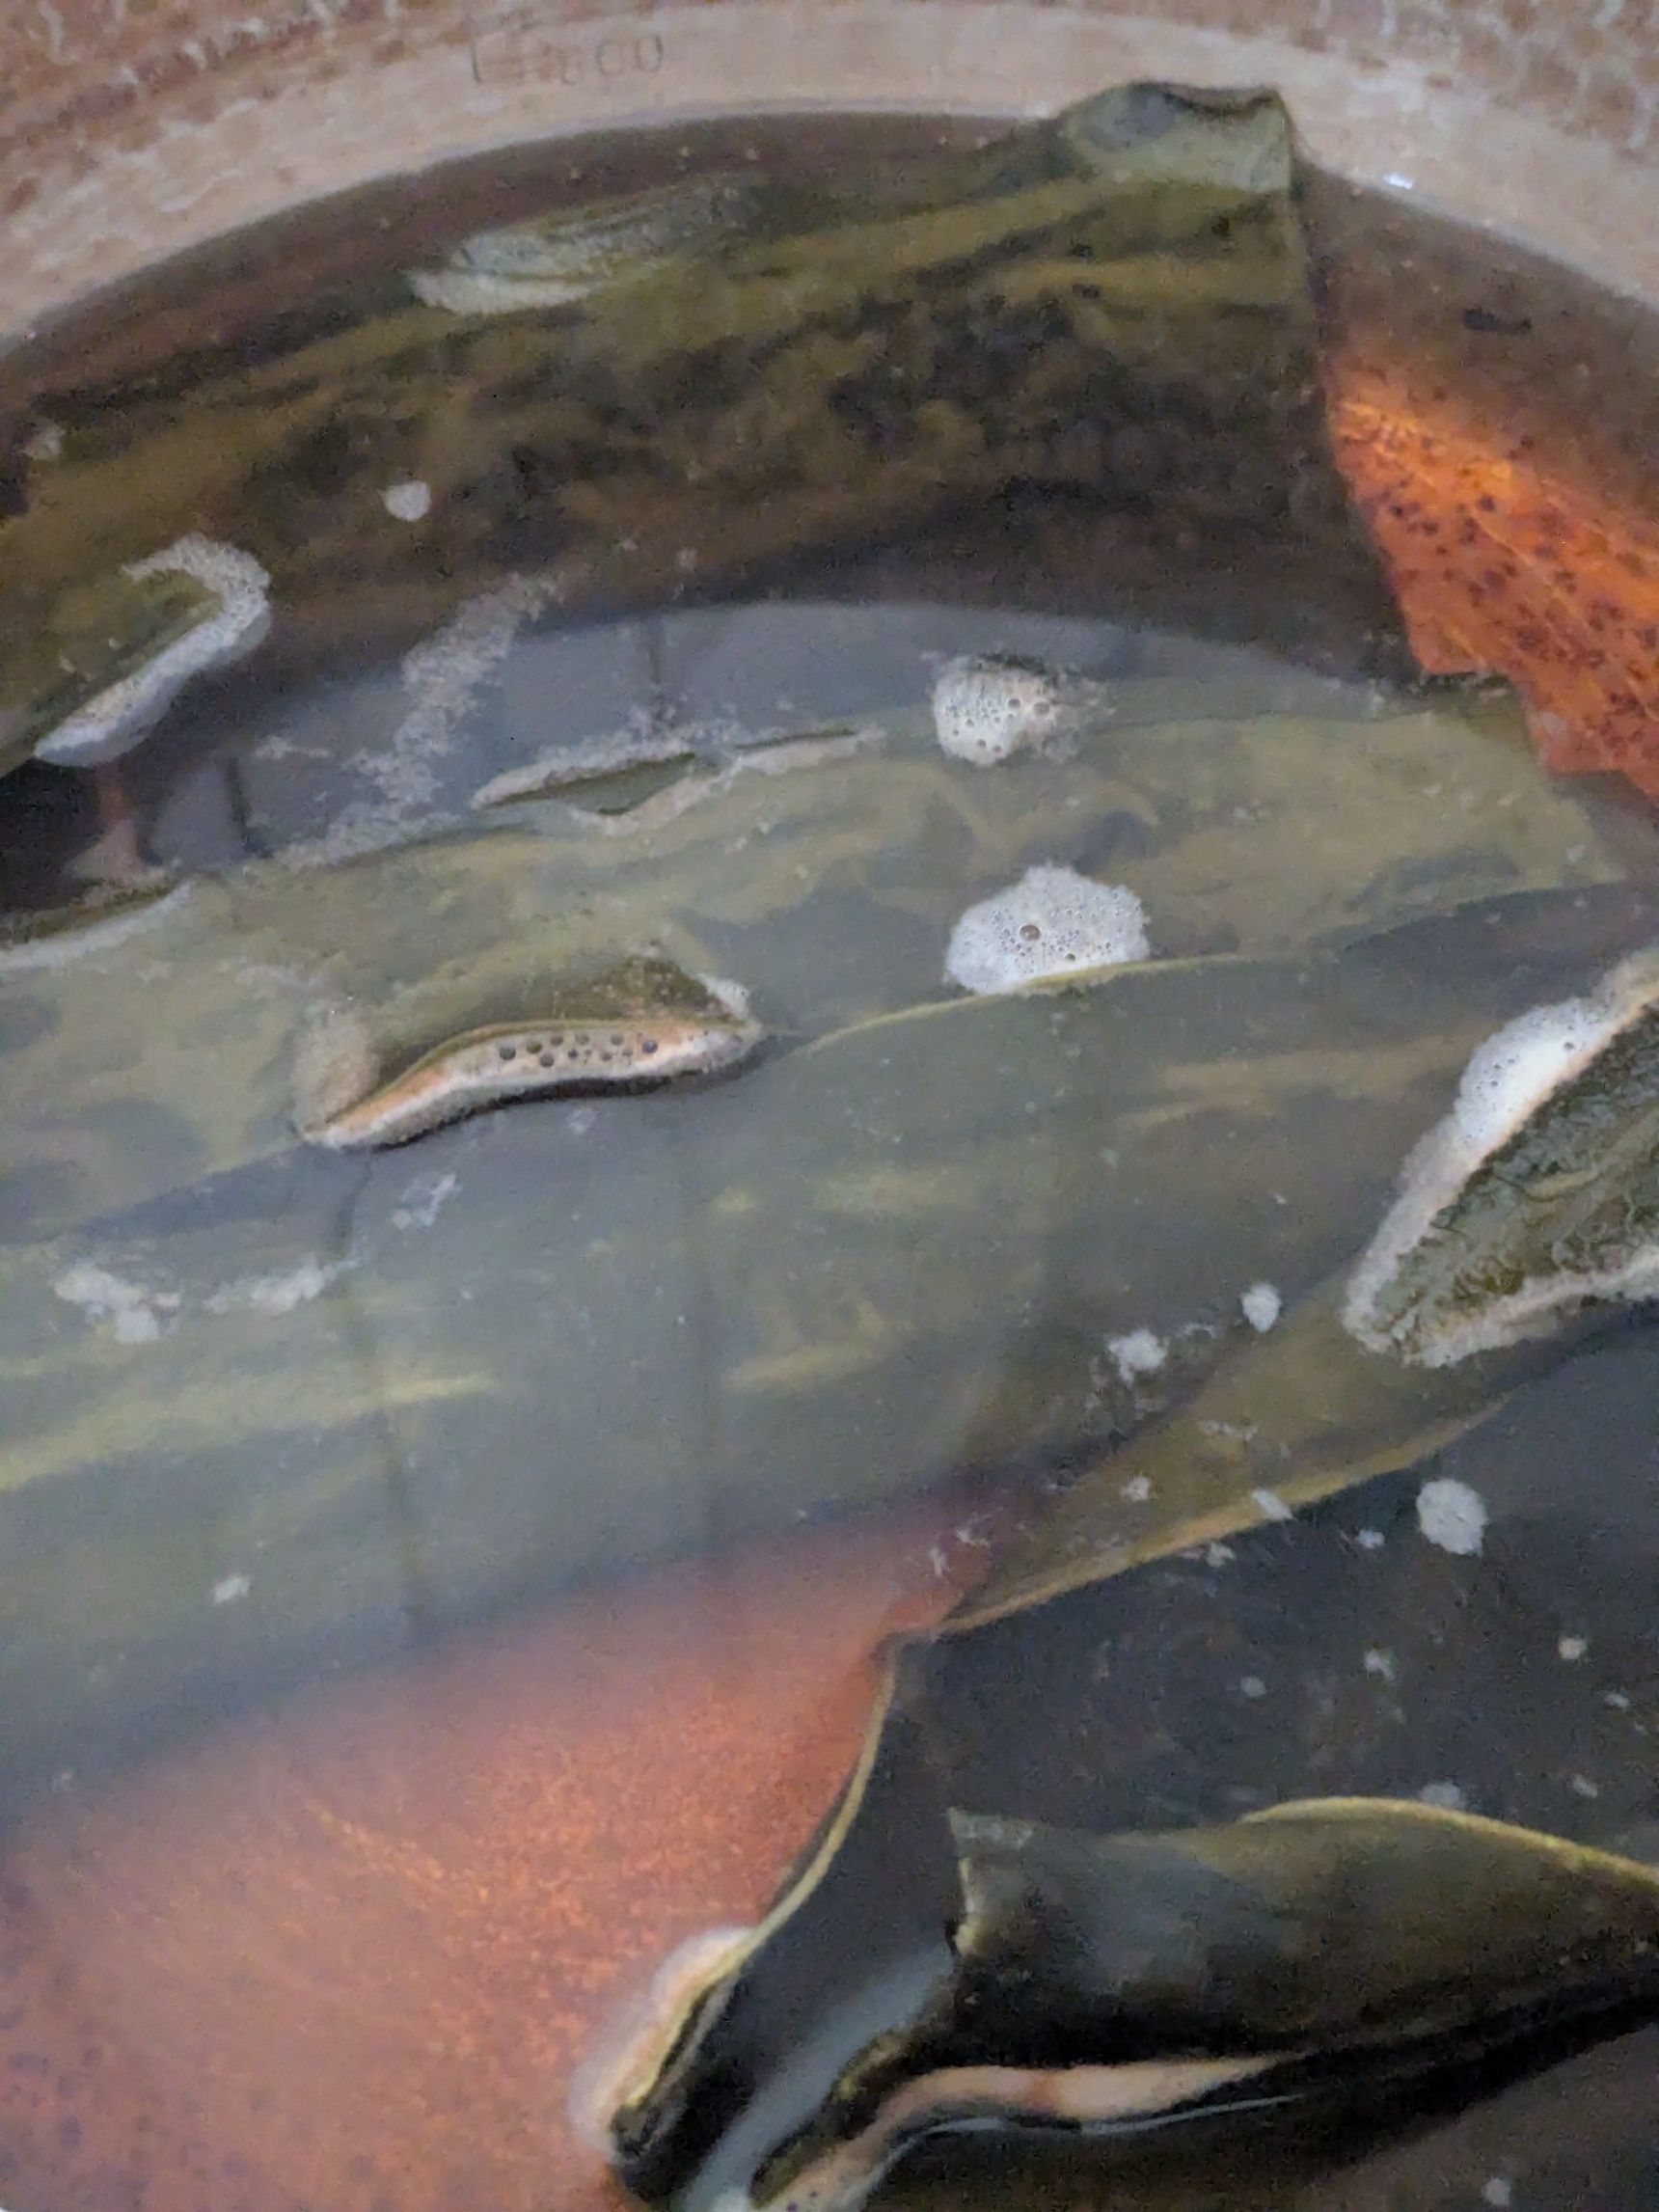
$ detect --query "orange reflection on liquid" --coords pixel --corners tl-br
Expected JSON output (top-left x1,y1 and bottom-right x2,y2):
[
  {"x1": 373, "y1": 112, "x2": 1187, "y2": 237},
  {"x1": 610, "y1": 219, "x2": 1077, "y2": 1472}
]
[
  {"x1": 1327, "y1": 355, "x2": 1659, "y2": 802},
  {"x1": 0, "y1": 1496, "x2": 988, "y2": 2212}
]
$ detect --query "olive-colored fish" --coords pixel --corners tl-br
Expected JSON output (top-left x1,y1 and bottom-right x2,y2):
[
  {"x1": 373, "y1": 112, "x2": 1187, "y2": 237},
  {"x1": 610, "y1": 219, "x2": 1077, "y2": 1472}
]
[
  {"x1": 406, "y1": 174, "x2": 778, "y2": 316},
  {"x1": 297, "y1": 969, "x2": 761, "y2": 1150},
  {"x1": 0, "y1": 83, "x2": 1414, "y2": 778}
]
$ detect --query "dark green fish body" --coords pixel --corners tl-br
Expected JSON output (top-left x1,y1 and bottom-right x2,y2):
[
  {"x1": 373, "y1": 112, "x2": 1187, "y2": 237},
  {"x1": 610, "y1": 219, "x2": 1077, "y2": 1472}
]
[
  {"x1": 730, "y1": 1800, "x2": 1659, "y2": 2212},
  {"x1": 0, "y1": 84, "x2": 1412, "y2": 776},
  {"x1": 605, "y1": 1324, "x2": 1659, "y2": 2212},
  {"x1": 599, "y1": 938, "x2": 1659, "y2": 2211}
]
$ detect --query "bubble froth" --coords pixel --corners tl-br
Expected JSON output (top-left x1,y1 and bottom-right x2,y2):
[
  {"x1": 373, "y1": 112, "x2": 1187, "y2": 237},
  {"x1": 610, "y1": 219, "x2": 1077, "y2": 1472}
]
[
  {"x1": 931, "y1": 654, "x2": 1073, "y2": 765},
  {"x1": 944, "y1": 864, "x2": 1150, "y2": 996}
]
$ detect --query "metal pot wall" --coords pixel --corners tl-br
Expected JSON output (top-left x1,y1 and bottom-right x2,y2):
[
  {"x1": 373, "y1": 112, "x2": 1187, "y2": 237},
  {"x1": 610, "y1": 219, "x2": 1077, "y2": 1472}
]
[{"x1": 3, "y1": 0, "x2": 1656, "y2": 341}]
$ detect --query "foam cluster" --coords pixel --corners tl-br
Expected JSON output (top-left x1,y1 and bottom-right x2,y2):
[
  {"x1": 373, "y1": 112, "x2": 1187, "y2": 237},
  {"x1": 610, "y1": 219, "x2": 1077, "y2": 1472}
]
[
  {"x1": 931, "y1": 653, "x2": 1073, "y2": 765},
  {"x1": 1345, "y1": 947, "x2": 1659, "y2": 1367},
  {"x1": 1106, "y1": 1327, "x2": 1166, "y2": 1384},
  {"x1": 1449, "y1": 998, "x2": 1612, "y2": 1158},
  {"x1": 34, "y1": 537, "x2": 271, "y2": 769},
  {"x1": 944, "y1": 864, "x2": 1150, "y2": 997}
]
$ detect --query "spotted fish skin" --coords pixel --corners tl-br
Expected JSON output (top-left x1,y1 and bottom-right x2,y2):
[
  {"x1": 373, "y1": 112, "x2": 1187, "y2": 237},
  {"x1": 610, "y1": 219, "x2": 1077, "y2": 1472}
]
[{"x1": 305, "y1": 1013, "x2": 760, "y2": 1150}]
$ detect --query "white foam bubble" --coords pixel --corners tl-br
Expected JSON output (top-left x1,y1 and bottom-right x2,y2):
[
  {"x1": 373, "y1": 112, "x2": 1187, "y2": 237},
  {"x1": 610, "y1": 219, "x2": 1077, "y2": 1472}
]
[
  {"x1": 1451, "y1": 997, "x2": 1606, "y2": 1157},
  {"x1": 33, "y1": 537, "x2": 271, "y2": 769},
  {"x1": 55, "y1": 1250, "x2": 346, "y2": 1339},
  {"x1": 1106, "y1": 1328, "x2": 1166, "y2": 1383},
  {"x1": 944, "y1": 865, "x2": 1150, "y2": 997},
  {"x1": 1416, "y1": 1477, "x2": 1487, "y2": 1557},
  {"x1": 1419, "y1": 1780, "x2": 1468, "y2": 1812},
  {"x1": 381, "y1": 478, "x2": 431, "y2": 523},
  {"x1": 202, "y1": 1258, "x2": 345, "y2": 1316},
  {"x1": 931, "y1": 654, "x2": 1072, "y2": 765},
  {"x1": 694, "y1": 972, "x2": 755, "y2": 1024},
  {"x1": 392, "y1": 1169, "x2": 459, "y2": 1234},
  {"x1": 52, "y1": 1260, "x2": 179, "y2": 1343},
  {"x1": 1240, "y1": 1281, "x2": 1282, "y2": 1332}
]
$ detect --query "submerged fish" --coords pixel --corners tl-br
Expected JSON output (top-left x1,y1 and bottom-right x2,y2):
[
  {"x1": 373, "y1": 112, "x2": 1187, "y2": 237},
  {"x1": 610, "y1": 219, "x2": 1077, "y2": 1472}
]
[
  {"x1": 1346, "y1": 945, "x2": 1659, "y2": 1365},
  {"x1": 911, "y1": 937, "x2": 1659, "y2": 1629},
  {"x1": 0, "y1": 81, "x2": 1415, "y2": 760},
  {"x1": 406, "y1": 174, "x2": 777, "y2": 316},
  {"x1": 298, "y1": 968, "x2": 762, "y2": 1150},
  {"x1": 469, "y1": 724, "x2": 880, "y2": 826}
]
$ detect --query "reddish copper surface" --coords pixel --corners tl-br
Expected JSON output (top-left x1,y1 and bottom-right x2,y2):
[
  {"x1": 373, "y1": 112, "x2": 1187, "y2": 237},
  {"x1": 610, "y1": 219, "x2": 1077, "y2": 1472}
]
[
  {"x1": 0, "y1": 1497, "x2": 992, "y2": 2212},
  {"x1": 1327, "y1": 354, "x2": 1659, "y2": 803}
]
